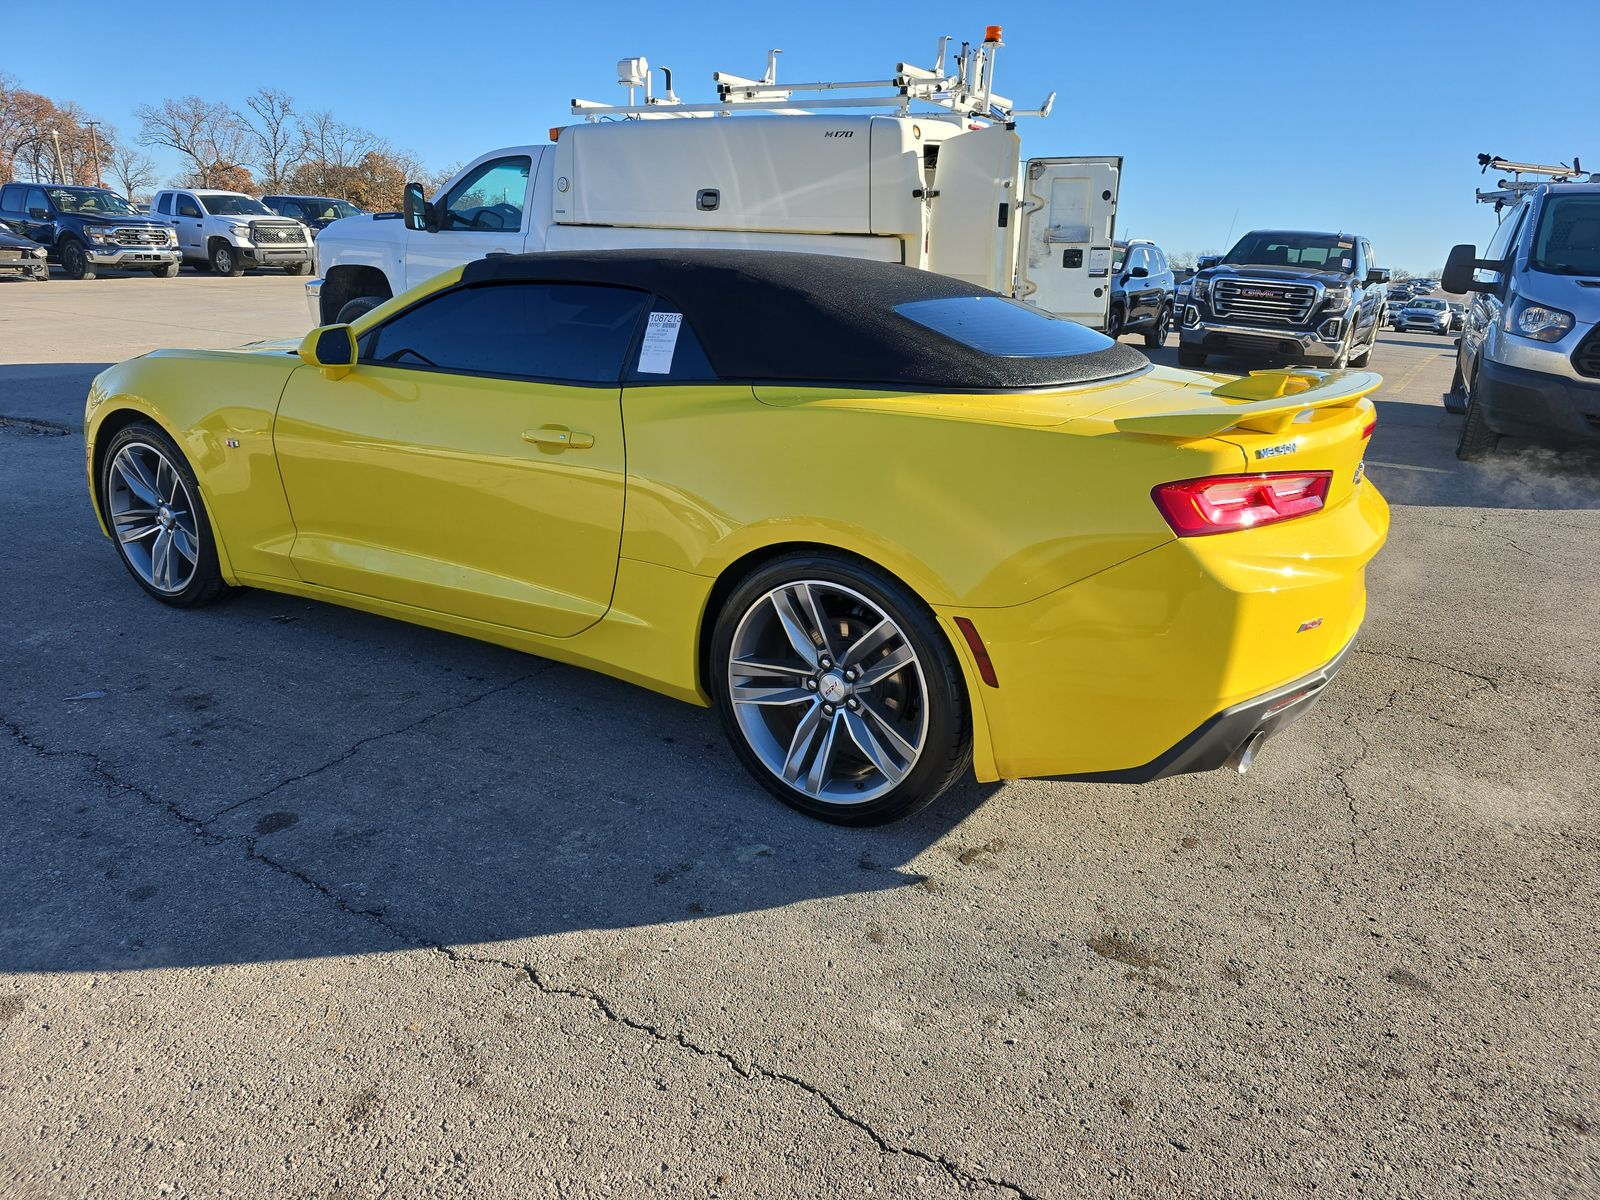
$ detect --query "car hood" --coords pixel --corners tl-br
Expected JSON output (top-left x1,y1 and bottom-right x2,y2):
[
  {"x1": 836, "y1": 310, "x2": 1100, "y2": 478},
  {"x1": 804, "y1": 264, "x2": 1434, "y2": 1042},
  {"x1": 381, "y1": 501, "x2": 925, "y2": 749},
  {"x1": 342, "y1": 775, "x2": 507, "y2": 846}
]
[
  {"x1": 69, "y1": 213, "x2": 171, "y2": 229},
  {"x1": 1200, "y1": 263, "x2": 1355, "y2": 287}
]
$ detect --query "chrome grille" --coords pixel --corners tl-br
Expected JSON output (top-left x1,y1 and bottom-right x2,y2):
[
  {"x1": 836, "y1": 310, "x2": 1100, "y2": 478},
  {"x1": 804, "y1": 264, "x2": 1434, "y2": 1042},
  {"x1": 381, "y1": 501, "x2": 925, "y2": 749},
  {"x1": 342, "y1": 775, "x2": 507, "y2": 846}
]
[
  {"x1": 1573, "y1": 326, "x2": 1600, "y2": 379},
  {"x1": 1212, "y1": 278, "x2": 1318, "y2": 324},
  {"x1": 249, "y1": 221, "x2": 305, "y2": 245},
  {"x1": 110, "y1": 226, "x2": 170, "y2": 246}
]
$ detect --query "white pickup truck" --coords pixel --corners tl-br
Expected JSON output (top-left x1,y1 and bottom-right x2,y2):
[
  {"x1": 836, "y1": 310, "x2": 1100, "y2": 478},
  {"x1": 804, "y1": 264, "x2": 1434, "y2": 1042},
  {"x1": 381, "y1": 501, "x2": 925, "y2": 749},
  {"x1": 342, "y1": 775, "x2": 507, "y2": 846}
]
[{"x1": 309, "y1": 32, "x2": 1122, "y2": 329}]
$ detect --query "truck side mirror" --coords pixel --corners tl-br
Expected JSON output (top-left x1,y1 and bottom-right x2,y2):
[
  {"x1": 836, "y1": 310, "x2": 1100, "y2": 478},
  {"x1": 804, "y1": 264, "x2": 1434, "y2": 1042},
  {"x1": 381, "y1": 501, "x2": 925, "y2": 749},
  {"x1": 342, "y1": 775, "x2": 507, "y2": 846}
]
[
  {"x1": 403, "y1": 183, "x2": 431, "y2": 232},
  {"x1": 1441, "y1": 243, "x2": 1497, "y2": 295},
  {"x1": 298, "y1": 323, "x2": 357, "y2": 380},
  {"x1": 1197, "y1": 255, "x2": 1220, "y2": 270},
  {"x1": 28, "y1": 208, "x2": 48, "y2": 220},
  {"x1": 1129, "y1": 266, "x2": 1149, "y2": 279},
  {"x1": 1366, "y1": 268, "x2": 1391, "y2": 285}
]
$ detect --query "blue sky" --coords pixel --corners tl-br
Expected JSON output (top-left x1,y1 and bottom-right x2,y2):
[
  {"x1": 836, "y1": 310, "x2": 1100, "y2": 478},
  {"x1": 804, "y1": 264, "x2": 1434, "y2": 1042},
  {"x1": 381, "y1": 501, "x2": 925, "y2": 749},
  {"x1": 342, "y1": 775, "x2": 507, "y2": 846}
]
[{"x1": 21, "y1": 0, "x2": 1599, "y2": 272}]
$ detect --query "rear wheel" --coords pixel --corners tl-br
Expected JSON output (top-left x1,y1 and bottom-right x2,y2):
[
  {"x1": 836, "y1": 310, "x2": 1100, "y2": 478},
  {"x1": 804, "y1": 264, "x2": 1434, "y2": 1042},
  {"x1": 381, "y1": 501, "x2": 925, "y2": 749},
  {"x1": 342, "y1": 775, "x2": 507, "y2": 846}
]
[
  {"x1": 710, "y1": 553, "x2": 971, "y2": 826},
  {"x1": 1177, "y1": 343, "x2": 1208, "y2": 368},
  {"x1": 99, "y1": 423, "x2": 228, "y2": 607},
  {"x1": 1143, "y1": 302, "x2": 1172, "y2": 348},
  {"x1": 60, "y1": 239, "x2": 95, "y2": 280}
]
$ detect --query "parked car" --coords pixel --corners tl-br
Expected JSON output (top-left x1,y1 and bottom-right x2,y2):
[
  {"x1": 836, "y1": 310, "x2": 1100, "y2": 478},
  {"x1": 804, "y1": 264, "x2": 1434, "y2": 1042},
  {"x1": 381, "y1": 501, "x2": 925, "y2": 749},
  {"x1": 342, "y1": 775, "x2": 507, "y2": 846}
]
[
  {"x1": 1107, "y1": 240, "x2": 1177, "y2": 346},
  {"x1": 0, "y1": 217, "x2": 50, "y2": 280},
  {"x1": 1178, "y1": 229, "x2": 1390, "y2": 368},
  {"x1": 0, "y1": 183, "x2": 181, "y2": 279},
  {"x1": 1447, "y1": 300, "x2": 1465, "y2": 331},
  {"x1": 149, "y1": 188, "x2": 314, "y2": 277},
  {"x1": 83, "y1": 250, "x2": 1388, "y2": 824},
  {"x1": 1408, "y1": 280, "x2": 1435, "y2": 295},
  {"x1": 1443, "y1": 180, "x2": 1600, "y2": 459},
  {"x1": 1395, "y1": 296, "x2": 1453, "y2": 335},
  {"x1": 261, "y1": 194, "x2": 364, "y2": 237}
]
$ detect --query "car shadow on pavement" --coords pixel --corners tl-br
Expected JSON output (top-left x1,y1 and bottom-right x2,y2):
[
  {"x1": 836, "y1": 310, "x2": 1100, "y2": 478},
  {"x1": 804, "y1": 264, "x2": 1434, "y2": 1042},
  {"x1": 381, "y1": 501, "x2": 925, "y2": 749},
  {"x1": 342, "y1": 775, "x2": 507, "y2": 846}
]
[
  {"x1": 0, "y1": 362, "x2": 110, "y2": 432},
  {"x1": 0, "y1": 471, "x2": 1004, "y2": 974}
]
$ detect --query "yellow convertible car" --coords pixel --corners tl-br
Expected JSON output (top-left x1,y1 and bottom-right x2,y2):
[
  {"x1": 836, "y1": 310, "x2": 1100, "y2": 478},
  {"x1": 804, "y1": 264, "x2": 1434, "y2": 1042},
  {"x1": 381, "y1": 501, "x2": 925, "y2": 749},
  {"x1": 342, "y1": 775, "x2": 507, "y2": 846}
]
[{"x1": 85, "y1": 251, "x2": 1388, "y2": 824}]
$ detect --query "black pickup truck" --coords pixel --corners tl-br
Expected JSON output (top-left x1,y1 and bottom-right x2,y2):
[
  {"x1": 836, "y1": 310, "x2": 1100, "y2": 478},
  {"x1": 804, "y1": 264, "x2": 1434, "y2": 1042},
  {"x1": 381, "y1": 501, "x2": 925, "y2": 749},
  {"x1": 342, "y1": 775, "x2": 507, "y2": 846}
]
[
  {"x1": 1178, "y1": 229, "x2": 1390, "y2": 369},
  {"x1": 0, "y1": 183, "x2": 182, "y2": 279}
]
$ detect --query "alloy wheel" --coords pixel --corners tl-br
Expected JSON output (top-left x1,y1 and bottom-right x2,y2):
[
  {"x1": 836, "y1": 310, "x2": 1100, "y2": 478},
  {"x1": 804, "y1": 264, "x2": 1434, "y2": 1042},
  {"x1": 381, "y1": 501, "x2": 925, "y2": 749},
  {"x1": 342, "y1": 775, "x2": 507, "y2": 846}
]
[
  {"x1": 107, "y1": 442, "x2": 201, "y2": 594},
  {"x1": 726, "y1": 580, "x2": 928, "y2": 805}
]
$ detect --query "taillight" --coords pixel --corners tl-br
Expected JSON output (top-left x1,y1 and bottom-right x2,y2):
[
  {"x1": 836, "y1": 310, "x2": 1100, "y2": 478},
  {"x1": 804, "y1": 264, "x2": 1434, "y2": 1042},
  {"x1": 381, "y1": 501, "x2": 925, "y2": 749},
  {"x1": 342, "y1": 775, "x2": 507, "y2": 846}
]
[
  {"x1": 1361, "y1": 418, "x2": 1376, "y2": 439},
  {"x1": 1152, "y1": 472, "x2": 1332, "y2": 537}
]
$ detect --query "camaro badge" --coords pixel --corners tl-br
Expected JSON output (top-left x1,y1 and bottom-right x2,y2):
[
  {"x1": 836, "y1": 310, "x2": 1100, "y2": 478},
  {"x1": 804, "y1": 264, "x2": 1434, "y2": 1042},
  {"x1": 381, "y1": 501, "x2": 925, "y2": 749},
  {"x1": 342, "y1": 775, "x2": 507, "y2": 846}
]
[
  {"x1": 1254, "y1": 441, "x2": 1298, "y2": 460},
  {"x1": 1297, "y1": 617, "x2": 1324, "y2": 633}
]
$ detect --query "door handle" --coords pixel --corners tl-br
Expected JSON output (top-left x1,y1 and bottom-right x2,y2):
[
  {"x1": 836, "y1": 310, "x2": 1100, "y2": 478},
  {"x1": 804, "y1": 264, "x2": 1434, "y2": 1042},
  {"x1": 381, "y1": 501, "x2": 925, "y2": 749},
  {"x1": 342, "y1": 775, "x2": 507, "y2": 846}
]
[{"x1": 523, "y1": 425, "x2": 594, "y2": 450}]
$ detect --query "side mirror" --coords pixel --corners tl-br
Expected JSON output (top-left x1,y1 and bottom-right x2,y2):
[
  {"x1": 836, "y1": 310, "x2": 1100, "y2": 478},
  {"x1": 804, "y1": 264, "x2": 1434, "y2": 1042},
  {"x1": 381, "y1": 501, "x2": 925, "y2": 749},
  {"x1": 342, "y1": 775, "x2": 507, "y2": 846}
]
[
  {"x1": 1366, "y1": 268, "x2": 1391, "y2": 285},
  {"x1": 1129, "y1": 266, "x2": 1149, "y2": 279},
  {"x1": 403, "y1": 182, "x2": 431, "y2": 232},
  {"x1": 28, "y1": 207, "x2": 48, "y2": 219},
  {"x1": 1441, "y1": 243, "x2": 1487, "y2": 295},
  {"x1": 298, "y1": 323, "x2": 357, "y2": 380},
  {"x1": 1197, "y1": 255, "x2": 1220, "y2": 270}
]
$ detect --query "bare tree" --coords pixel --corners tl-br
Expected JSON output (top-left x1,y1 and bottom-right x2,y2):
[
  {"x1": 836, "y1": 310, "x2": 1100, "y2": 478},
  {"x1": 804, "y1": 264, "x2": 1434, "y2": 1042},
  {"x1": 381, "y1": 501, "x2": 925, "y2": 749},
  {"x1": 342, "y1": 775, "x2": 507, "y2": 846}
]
[
  {"x1": 136, "y1": 96, "x2": 250, "y2": 187},
  {"x1": 109, "y1": 143, "x2": 160, "y2": 200},
  {"x1": 241, "y1": 87, "x2": 300, "y2": 192},
  {"x1": 293, "y1": 110, "x2": 380, "y2": 196}
]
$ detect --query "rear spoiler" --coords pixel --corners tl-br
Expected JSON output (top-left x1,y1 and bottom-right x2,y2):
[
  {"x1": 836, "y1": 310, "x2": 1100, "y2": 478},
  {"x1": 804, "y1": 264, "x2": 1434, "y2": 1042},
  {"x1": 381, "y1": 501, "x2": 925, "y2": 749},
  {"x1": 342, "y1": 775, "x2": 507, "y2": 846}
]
[{"x1": 1114, "y1": 369, "x2": 1380, "y2": 439}]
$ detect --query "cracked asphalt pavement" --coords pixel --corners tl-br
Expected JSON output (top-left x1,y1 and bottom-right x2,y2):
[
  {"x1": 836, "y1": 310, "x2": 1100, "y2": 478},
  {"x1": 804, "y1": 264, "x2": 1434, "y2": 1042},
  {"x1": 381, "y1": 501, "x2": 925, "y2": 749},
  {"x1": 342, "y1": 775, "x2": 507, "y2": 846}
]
[{"x1": 2, "y1": 276, "x2": 1598, "y2": 1198}]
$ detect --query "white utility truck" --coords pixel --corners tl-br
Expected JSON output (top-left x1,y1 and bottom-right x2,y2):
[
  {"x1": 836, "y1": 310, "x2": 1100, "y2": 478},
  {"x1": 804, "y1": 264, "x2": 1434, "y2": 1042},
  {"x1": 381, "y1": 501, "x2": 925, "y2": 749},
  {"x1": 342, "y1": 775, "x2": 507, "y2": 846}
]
[{"x1": 308, "y1": 28, "x2": 1122, "y2": 330}]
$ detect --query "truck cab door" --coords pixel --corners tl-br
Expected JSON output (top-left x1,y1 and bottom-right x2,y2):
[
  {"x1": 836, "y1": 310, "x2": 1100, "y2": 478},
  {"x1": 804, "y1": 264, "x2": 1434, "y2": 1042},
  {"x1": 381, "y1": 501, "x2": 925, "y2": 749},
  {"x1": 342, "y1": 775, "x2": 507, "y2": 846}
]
[
  {"x1": 1015, "y1": 156, "x2": 1122, "y2": 329},
  {"x1": 924, "y1": 123, "x2": 1021, "y2": 292},
  {"x1": 405, "y1": 152, "x2": 539, "y2": 291}
]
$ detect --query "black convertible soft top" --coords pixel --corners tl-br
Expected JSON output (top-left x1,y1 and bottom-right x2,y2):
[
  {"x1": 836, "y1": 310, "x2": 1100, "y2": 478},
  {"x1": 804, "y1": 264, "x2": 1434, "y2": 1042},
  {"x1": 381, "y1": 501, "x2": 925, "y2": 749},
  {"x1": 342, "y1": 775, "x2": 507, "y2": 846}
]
[{"x1": 459, "y1": 249, "x2": 1148, "y2": 390}]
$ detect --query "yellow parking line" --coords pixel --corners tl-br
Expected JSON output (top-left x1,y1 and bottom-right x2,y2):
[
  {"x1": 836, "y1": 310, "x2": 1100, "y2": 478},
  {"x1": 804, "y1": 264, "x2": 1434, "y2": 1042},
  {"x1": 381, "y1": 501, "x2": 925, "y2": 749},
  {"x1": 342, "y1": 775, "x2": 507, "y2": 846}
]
[{"x1": 1388, "y1": 344, "x2": 1452, "y2": 395}]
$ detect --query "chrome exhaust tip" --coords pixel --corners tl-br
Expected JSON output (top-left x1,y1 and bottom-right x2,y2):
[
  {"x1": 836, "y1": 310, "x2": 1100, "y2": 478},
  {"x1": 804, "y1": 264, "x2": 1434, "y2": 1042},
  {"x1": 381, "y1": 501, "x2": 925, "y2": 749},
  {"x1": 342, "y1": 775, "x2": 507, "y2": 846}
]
[{"x1": 1228, "y1": 732, "x2": 1267, "y2": 775}]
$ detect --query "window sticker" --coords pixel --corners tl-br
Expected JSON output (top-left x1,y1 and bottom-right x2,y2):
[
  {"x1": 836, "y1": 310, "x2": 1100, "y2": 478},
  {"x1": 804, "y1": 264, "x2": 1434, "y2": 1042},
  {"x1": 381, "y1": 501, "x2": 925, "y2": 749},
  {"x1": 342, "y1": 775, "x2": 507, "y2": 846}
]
[{"x1": 637, "y1": 311, "x2": 683, "y2": 374}]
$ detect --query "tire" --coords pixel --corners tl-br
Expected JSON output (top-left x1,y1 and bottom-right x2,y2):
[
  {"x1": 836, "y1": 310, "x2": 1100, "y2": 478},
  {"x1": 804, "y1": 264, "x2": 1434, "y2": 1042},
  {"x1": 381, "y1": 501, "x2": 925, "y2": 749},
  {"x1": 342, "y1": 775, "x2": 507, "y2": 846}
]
[
  {"x1": 1327, "y1": 326, "x2": 1352, "y2": 370},
  {"x1": 709, "y1": 552, "x2": 972, "y2": 826},
  {"x1": 1143, "y1": 303, "x2": 1172, "y2": 349},
  {"x1": 335, "y1": 294, "x2": 385, "y2": 324},
  {"x1": 1443, "y1": 356, "x2": 1468, "y2": 415},
  {"x1": 282, "y1": 260, "x2": 310, "y2": 276},
  {"x1": 99, "y1": 422, "x2": 228, "y2": 608},
  {"x1": 210, "y1": 242, "x2": 244, "y2": 277},
  {"x1": 1106, "y1": 304, "x2": 1124, "y2": 340},
  {"x1": 152, "y1": 262, "x2": 179, "y2": 278},
  {"x1": 1349, "y1": 326, "x2": 1375, "y2": 369},
  {"x1": 1455, "y1": 372, "x2": 1498, "y2": 461},
  {"x1": 1177, "y1": 344, "x2": 1208, "y2": 369},
  {"x1": 60, "y1": 239, "x2": 95, "y2": 280}
]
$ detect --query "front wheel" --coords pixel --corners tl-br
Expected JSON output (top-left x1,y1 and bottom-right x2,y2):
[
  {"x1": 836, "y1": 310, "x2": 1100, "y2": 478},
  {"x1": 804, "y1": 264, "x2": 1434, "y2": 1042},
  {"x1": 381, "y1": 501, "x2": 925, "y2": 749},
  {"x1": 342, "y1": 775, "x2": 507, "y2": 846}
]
[
  {"x1": 99, "y1": 423, "x2": 228, "y2": 607},
  {"x1": 60, "y1": 239, "x2": 95, "y2": 280},
  {"x1": 1106, "y1": 304, "x2": 1125, "y2": 340},
  {"x1": 335, "y1": 294, "x2": 385, "y2": 324},
  {"x1": 710, "y1": 554, "x2": 972, "y2": 825},
  {"x1": 152, "y1": 262, "x2": 180, "y2": 278},
  {"x1": 1455, "y1": 376, "x2": 1498, "y2": 461},
  {"x1": 210, "y1": 242, "x2": 244, "y2": 277}
]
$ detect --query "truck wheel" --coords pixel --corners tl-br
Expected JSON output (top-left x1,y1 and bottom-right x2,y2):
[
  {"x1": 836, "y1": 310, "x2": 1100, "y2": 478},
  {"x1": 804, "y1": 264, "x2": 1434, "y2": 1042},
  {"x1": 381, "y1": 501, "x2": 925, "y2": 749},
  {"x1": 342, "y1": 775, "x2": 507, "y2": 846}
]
[
  {"x1": 152, "y1": 263, "x2": 180, "y2": 279},
  {"x1": 1349, "y1": 327, "x2": 1375, "y2": 369},
  {"x1": 1177, "y1": 344, "x2": 1207, "y2": 369},
  {"x1": 335, "y1": 295, "x2": 384, "y2": 324},
  {"x1": 60, "y1": 239, "x2": 95, "y2": 280},
  {"x1": 210, "y1": 242, "x2": 244, "y2": 277},
  {"x1": 1144, "y1": 303, "x2": 1172, "y2": 349},
  {"x1": 1106, "y1": 304, "x2": 1124, "y2": 340},
  {"x1": 1455, "y1": 370, "x2": 1498, "y2": 461}
]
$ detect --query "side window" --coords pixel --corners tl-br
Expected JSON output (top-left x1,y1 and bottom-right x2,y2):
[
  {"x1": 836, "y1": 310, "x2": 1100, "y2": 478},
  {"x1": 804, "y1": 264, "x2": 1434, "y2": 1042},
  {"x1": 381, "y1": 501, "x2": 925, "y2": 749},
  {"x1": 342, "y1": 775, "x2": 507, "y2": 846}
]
[
  {"x1": 442, "y1": 156, "x2": 531, "y2": 232},
  {"x1": 1479, "y1": 201, "x2": 1528, "y2": 284},
  {"x1": 156, "y1": 194, "x2": 173, "y2": 216},
  {"x1": 0, "y1": 185, "x2": 17, "y2": 211},
  {"x1": 1152, "y1": 248, "x2": 1168, "y2": 273},
  {"x1": 177, "y1": 195, "x2": 202, "y2": 218},
  {"x1": 26, "y1": 187, "x2": 51, "y2": 213},
  {"x1": 625, "y1": 302, "x2": 717, "y2": 383},
  {"x1": 358, "y1": 282, "x2": 649, "y2": 384}
]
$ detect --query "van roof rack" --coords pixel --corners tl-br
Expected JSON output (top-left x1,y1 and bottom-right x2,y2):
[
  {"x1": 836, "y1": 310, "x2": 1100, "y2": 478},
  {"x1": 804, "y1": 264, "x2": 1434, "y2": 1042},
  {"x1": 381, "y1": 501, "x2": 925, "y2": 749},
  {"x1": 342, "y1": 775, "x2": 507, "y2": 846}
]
[
  {"x1": 1474, "y1": 153, "x2": 1591, "y2": 211},
  {"x1": 571, "y1": 27, "x2": 1055, "y2": 124}
]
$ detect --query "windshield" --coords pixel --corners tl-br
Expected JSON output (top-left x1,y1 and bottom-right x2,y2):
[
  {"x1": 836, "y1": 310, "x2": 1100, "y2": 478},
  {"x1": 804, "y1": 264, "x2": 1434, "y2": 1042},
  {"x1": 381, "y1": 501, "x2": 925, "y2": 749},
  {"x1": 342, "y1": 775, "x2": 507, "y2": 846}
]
[
  {"x1": 1408, "y1": 298, "x2": 1446, "y2": 311},
  {"x1": 1529, "y1": 194, "x2": 1600, "y2": 276},
  {"x1": 1222, "y1": 232, "x2": 1355, "y2": 273},
  {"x1": 316, "y1": 199, "x2": 360, "y2": 220},
  {"x1": 200, "y1": 194, "x2": 273, "y2": 217},
  {"x1": 47, "y1": 187, "x2": 136, "y2": 216}
]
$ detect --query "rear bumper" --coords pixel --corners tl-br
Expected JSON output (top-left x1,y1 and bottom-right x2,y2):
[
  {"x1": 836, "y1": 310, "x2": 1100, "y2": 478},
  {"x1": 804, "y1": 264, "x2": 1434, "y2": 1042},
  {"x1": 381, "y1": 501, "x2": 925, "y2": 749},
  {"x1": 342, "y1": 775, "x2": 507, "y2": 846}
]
[
  {"x1": 1476, "y1": 356, "x2": 1600, "y2": 444},
  {"x1": 944, "y1": 480, "x2": 1388, "y2": 780}
]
